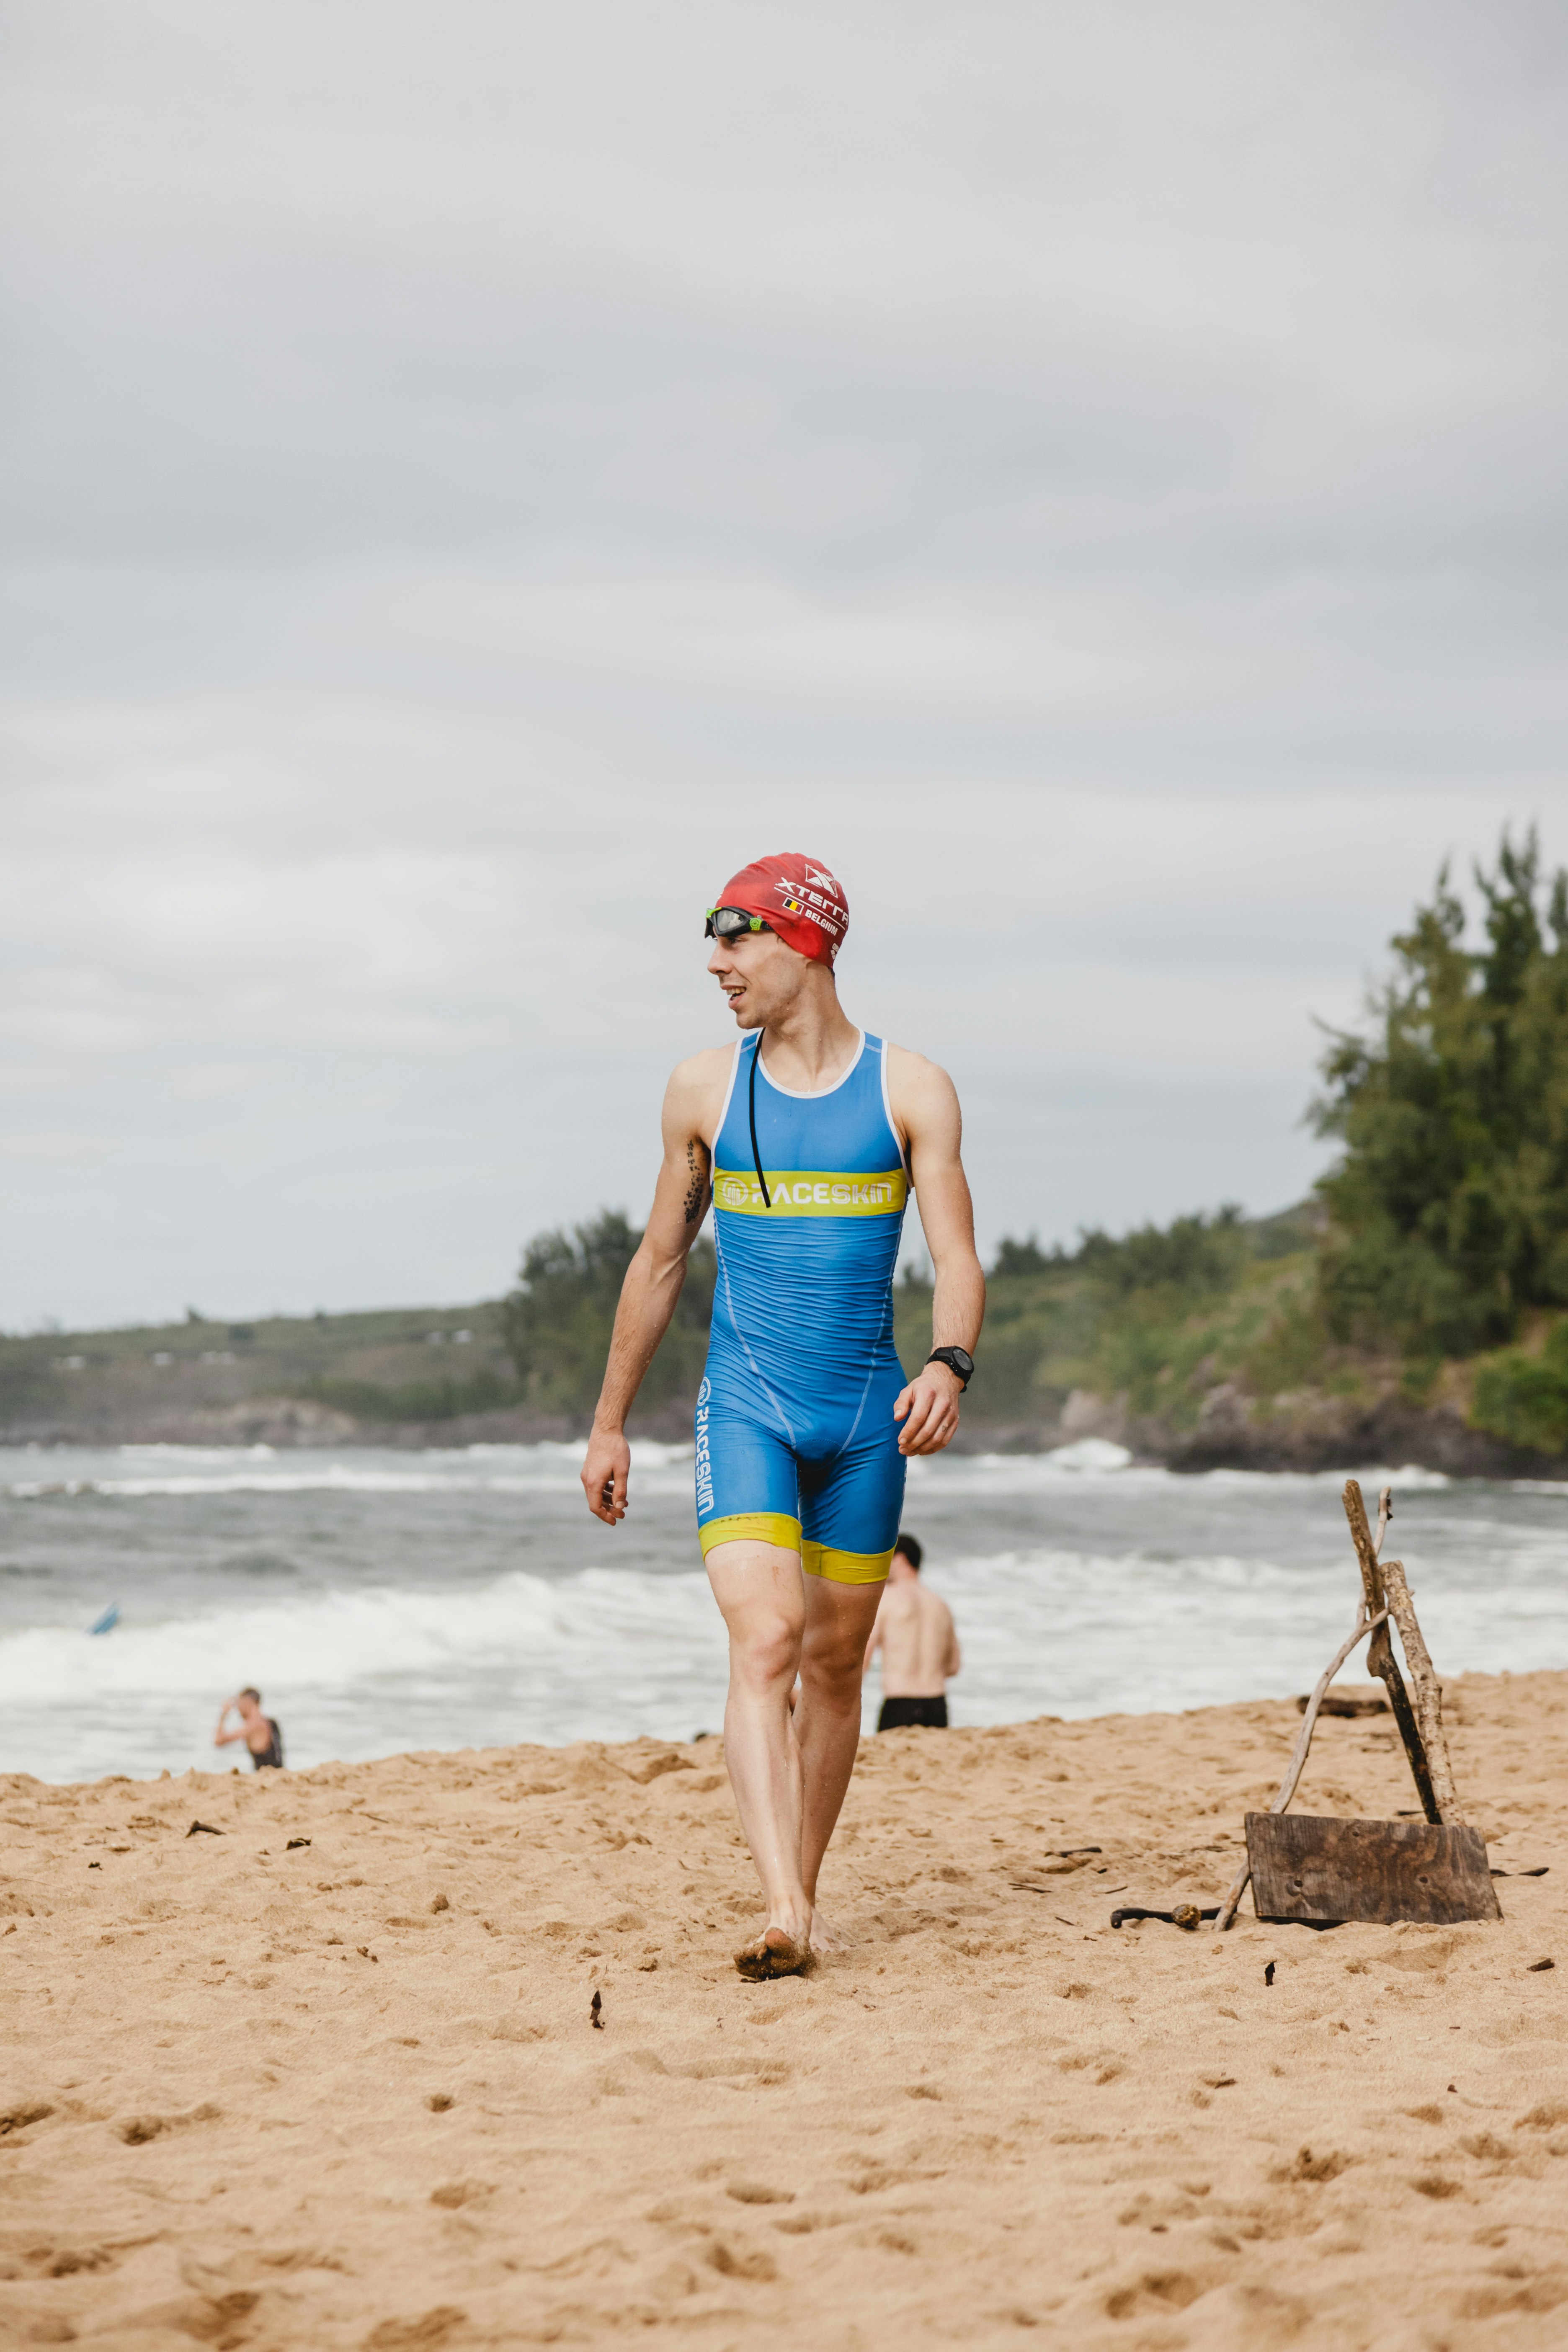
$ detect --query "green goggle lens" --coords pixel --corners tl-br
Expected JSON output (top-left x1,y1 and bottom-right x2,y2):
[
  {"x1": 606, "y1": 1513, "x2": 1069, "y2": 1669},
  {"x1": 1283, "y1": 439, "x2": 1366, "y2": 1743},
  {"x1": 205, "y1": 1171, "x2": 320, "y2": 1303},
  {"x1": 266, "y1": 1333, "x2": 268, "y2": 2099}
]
[{"x1": 705, "y1": 906, "x2": 773, "y2": 941}]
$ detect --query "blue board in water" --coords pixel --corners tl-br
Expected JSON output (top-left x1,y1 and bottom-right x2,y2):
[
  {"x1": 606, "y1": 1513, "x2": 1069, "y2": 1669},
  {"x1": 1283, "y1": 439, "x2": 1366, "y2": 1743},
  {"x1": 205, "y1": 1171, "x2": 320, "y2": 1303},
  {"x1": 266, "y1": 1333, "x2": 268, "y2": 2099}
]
[{"x1": 88, "y1": 1604, "x2": 120, "y2": 1636}]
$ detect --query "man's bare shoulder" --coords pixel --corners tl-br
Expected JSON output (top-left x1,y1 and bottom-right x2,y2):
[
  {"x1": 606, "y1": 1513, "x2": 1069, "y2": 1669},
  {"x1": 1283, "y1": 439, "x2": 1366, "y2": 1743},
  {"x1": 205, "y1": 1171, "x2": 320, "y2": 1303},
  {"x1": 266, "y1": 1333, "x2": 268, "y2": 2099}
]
[
  {"x1": 663, "y1": 1044, "x2": 735, "y2": 1146},
  {"x1": 669, "y1": 1043, "x2": 735, "y2": 1093},
  {"x1": 886, "y1": 1044, "x2": 961, "y2": 1136},
  {"x1": 885, "y1": 1042, "x2": 959, "y2": 1101}
]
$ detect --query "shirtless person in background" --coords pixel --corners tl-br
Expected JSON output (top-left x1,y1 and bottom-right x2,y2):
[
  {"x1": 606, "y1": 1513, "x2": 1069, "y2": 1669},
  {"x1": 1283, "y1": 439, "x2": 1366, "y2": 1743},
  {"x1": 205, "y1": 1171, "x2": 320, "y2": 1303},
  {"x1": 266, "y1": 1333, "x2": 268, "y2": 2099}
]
[{"x1": 865, "y1": 1533, "x2": 961, "y2": 1729}]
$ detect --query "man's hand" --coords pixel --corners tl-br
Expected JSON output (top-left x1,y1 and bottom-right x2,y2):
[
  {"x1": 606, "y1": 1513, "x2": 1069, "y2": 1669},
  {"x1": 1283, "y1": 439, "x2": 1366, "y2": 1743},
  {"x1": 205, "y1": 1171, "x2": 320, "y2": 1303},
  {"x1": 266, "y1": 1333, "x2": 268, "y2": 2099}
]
[
  {"x1": 582, "y1": 1427, "x2": 632, "y2": 1525},
  {"x1": 893, "y1": 1361, "x2": 964, "y2": 1456}
]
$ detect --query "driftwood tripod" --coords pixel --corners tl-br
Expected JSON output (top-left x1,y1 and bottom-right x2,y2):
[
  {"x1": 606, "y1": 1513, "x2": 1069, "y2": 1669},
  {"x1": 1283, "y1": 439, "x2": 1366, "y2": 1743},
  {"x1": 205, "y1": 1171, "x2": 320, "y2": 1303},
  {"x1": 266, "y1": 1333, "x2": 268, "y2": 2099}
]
[{"x1": 1213, "y1": 1478, "x2": 1498, "y2": 1930}]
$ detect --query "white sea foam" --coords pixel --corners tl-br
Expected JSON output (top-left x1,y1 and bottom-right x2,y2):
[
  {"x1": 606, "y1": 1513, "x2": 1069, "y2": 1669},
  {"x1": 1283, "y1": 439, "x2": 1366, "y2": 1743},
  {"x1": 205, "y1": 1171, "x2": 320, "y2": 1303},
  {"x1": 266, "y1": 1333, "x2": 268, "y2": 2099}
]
[
  {"x1": 0, "y1": 1565, "x2": 716, "y2": 1706},
  {"x1": 0, "y1": 1438, "x2": 697, "y2": 1502},
  {"x1": 906, "y1": 1449, "x2": 1452, "y2": 1495}
]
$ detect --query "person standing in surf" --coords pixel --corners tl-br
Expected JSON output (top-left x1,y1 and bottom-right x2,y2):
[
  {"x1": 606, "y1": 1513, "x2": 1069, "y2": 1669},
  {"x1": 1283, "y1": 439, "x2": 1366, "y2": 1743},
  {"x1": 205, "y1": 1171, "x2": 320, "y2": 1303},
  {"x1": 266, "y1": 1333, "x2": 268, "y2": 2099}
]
[
  {"x1": 580, "y1": 854, "x2": 984, "y2": 1978},
  {"x1": 214, "y1": 1687, "x2": 285, "y2": 1770}
]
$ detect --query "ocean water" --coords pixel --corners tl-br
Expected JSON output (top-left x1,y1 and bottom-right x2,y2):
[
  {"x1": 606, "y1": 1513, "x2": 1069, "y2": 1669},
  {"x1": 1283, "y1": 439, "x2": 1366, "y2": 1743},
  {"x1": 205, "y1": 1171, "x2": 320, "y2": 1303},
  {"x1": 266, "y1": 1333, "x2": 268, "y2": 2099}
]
[{"x1": 1, "y1": 1438, "x2": 1565, "y2": 1785}]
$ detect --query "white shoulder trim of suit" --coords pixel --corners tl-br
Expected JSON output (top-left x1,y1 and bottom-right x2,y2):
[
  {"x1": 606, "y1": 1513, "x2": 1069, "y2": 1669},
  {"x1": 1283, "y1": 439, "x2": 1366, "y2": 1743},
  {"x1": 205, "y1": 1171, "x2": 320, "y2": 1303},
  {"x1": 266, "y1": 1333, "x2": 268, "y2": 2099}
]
[
  {"x1": 877, "y1": 1034, "x2": 912, "y2": 1187},
  {"x1": 710, "y1": 1038, "x2": 744, "y2": 1154}
]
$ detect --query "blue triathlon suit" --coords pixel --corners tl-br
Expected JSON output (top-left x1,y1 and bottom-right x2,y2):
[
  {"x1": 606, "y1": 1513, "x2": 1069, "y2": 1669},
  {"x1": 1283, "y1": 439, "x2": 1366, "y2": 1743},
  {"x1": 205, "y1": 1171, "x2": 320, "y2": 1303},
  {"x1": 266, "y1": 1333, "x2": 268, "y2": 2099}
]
[{"x1": 695, "y1": 1029, "x2": 910, "y2": 1586}]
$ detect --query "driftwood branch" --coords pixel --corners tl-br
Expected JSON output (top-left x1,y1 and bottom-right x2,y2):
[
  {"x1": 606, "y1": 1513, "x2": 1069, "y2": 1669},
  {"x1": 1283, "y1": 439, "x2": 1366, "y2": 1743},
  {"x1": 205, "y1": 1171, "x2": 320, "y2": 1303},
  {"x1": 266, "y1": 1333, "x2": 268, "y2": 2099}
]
[
  {"x1": 1371, "y1": 1482, "x2": 1461, "y2": 1818},
  {"x1": 1345, "y1": 1475, "x2": 1386, "y2": 1615},
  {"x1": 1344, "y1": 1480, "x2": 1440, "y2": 1824},
  {"x1": 1213, "y1": 1607, "x2": 1387, "y2": 1932},
  {"x1": 1374, "y1": 1483, "x2": 1392, "y2": 1559},
  {"x1": 1379, "y1": 1557, "x2": 1464, "y2": 1823},
  {"x1": 1267, "y1": 1609, "x2": 1389, "y2": 1821}
]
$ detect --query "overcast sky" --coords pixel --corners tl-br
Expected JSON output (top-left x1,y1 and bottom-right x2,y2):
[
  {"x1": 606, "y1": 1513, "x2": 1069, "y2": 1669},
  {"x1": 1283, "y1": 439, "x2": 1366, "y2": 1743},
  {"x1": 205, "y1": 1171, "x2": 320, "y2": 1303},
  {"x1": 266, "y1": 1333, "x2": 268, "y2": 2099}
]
[{"x1": 4, "y1": 1, "x2": 1567, "y2": 1330}]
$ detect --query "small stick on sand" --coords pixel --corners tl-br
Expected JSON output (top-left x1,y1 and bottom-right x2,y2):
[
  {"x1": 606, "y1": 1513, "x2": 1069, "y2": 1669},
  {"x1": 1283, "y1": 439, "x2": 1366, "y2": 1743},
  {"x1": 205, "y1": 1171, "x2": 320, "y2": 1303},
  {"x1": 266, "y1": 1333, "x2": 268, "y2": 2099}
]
[
  {"x1": 1344, "y1": 1481, "x2": 1441, "y2": 1825},
  {"x1": 1213, "y1": 1607, "x2": 1387, "y2": 1932}
]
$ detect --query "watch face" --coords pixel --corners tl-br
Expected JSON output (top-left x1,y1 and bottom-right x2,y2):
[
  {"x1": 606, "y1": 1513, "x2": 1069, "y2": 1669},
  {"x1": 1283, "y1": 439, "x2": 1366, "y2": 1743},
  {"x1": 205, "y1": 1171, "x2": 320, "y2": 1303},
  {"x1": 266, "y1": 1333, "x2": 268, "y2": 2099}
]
[{"x1": 951, "y1": 1348, "x2": 975, "y2": 1375}]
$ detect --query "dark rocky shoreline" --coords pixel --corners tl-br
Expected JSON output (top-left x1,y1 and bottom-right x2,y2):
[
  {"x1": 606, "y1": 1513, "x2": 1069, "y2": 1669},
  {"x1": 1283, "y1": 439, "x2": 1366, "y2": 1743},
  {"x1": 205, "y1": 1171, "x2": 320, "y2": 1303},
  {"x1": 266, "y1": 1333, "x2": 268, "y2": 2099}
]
[{"x1": 5, "y1": 1383, "x2": 1565, "y2": 1481}]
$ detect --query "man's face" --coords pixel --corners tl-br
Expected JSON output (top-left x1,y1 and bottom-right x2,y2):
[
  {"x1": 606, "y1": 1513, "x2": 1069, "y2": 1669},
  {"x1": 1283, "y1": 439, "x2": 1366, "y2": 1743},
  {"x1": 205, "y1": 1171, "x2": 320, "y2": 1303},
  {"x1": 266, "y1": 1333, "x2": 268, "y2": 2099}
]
[{"x1": 707, "y1": 926, "x2": 810, "y2": 1029}]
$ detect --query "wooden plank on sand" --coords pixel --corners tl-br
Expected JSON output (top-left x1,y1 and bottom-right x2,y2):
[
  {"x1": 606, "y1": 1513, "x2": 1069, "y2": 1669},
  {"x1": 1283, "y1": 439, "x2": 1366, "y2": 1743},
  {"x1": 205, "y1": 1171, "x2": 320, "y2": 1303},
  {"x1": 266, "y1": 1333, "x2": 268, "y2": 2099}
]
[{"x1": 1246, "y1": 1812, "x2": 1502, "y2": 1926}]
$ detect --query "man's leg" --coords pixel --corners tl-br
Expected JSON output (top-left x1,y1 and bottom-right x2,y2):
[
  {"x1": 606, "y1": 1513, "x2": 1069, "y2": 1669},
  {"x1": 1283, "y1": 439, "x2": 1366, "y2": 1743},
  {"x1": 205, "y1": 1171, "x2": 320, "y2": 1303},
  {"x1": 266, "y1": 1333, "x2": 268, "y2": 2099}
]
[
  {"x1": 790, "y1": 1390, "x2": 905, "y2": 1941},
  {"x1": 704, "y1": 1538, "x2": 814, "y2": 1968},
  {"x1": 795, "y1": 1572, "x2": 884, "y2": 1944}
]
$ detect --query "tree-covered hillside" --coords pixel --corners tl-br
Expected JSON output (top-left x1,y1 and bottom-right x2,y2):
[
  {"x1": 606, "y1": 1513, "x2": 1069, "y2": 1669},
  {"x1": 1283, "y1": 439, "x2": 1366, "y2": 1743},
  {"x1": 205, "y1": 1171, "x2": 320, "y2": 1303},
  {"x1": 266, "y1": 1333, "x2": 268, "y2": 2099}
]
[{"x1": 499, "y1": 1213, "x2": 715, "y2": 1416}]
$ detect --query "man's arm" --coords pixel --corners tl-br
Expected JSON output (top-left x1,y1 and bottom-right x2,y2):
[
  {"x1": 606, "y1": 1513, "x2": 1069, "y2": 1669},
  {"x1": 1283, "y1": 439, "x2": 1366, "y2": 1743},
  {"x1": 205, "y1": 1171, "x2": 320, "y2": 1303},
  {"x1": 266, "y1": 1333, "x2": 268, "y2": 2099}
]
[
  {"x1": 580, "y1": 1054, "x2": 721, "y2": 1527},
  {"x1": 941, "y1": 1599, "x2": 962, "y2": 1681},
  {"x1": 887, "y1": 1048, "x2": 985, "y2": 1457}
]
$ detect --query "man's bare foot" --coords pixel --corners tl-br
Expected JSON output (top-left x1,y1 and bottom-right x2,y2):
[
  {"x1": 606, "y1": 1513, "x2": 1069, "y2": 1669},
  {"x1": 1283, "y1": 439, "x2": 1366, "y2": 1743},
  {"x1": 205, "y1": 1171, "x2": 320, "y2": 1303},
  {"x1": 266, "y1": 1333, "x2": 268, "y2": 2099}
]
[
  {"x1": 734, "y1": 1925, "x2": 815, "y2": 1981},
  {"x1": 808, "y1": 1906, "x2": 850, "y2": 1955}
]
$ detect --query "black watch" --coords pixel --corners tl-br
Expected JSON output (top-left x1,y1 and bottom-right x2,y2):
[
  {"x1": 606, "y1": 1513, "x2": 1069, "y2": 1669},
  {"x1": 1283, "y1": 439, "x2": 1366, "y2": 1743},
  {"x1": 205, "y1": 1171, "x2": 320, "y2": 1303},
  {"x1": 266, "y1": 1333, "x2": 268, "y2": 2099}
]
[{"x1": 926, "y1": 1346, "x2": 975, "y2": 1390}]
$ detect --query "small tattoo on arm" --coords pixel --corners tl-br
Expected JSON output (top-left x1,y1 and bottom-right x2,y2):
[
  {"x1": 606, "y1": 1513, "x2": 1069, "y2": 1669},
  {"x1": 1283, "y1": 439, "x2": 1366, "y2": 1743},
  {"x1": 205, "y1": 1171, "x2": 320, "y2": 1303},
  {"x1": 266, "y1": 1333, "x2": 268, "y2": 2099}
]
[{"x1": 683, "y1": 1138, "x2": 712, "y2": 1225}]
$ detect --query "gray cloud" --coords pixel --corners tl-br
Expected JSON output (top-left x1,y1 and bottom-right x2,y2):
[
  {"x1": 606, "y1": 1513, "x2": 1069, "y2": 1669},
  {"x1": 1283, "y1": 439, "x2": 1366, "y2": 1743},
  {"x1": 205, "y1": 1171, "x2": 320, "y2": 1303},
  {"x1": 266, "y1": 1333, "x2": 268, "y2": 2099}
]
[{"x1": 3, "y1": 1, "x2": 1566, "y2": 1325}]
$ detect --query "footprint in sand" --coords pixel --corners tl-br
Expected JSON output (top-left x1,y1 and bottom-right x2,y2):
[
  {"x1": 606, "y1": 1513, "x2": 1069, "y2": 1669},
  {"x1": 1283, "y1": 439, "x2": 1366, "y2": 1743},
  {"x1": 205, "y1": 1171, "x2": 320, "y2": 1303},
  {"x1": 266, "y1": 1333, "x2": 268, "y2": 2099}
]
[
  {"x1": 0, "y1": 2103, "x2": 53, "y2": 2139},
  {"x1": 1104, "y1": 2270, "x2": 1204, "y2": 2319},
  {"x1": 26, "y1": 2244, "x2": 114, "y2": 2277},
  {"x1": 705, "y1": 2241, "x2": 778, "y2": 2282},
  {"x1": 116, "y1": 2104, "x2": 221, "y2": 2147},
  {"x1": 363, "y1": 2309, "x2": 468, "y2": 2351}
]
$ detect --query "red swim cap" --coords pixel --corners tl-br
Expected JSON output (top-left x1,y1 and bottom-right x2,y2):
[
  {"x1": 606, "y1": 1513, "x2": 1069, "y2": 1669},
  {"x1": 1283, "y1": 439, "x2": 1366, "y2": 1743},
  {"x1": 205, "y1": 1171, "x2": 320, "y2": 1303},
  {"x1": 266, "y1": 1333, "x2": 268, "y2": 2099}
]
[{"x1": 715, "y1": 852, "x2": 848, "y2": 967}]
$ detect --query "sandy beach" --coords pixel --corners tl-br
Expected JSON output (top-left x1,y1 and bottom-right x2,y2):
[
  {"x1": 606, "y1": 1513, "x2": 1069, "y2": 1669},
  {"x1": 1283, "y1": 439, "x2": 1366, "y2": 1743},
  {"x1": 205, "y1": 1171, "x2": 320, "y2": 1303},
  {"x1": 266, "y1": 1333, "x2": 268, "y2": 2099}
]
[{"x1": 2, "y1": 1669, "x2": 1564, "y2": 2349}]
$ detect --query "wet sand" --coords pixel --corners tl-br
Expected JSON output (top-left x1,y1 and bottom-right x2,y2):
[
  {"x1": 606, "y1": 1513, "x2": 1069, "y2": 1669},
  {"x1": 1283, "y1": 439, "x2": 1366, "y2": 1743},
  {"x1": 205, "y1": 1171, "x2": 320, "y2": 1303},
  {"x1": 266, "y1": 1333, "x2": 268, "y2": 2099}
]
[{"x1": 1, "y1": 1669, "x2": 1564, "y2": 2348}]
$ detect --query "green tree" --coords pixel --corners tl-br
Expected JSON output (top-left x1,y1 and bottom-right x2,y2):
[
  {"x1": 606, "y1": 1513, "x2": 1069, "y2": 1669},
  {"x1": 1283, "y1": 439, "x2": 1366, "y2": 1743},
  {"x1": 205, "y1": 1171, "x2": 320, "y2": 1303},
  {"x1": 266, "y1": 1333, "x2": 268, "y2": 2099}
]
[
  {"x1": 1313, "y1": 829, "x2": 1568, "y2": 1354},
  {"x1": 990, "y1": 1234, "x2": 1058, "y2": 1277},
  {"x1": 499, "y1": 1210, "x2": 715, "y2": 1414},
  {"x1": 1471, "y1": 1324, "x2": 1568, "y2": 1455},
  {"x1": 1075, "y1": 1207, "x2": 1246, "y2": 1299}
]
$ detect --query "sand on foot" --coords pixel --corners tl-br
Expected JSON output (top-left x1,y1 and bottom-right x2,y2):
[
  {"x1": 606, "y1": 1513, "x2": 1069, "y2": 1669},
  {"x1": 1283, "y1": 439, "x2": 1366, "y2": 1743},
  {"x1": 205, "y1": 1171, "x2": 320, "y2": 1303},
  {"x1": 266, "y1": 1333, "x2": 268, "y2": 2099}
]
[{"x1": 734, "y1": 1926, "x2": 815, "y2": 1981}]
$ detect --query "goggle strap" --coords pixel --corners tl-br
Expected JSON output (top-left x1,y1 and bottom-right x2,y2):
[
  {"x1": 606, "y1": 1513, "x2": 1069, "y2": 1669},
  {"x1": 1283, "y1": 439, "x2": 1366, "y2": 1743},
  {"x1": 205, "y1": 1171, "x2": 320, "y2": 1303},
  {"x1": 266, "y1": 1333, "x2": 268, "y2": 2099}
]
[{"x1": 747, "y1": 1029, "x2": 772, "y2": 1208}]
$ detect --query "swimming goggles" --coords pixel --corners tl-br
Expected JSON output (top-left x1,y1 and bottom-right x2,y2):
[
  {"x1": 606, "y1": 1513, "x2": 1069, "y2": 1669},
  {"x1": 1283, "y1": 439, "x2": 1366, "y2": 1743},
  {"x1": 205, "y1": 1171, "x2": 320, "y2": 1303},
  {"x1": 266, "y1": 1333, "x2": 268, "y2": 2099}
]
[{"x1": 704, "y1": 906, "x2": 774, "y2": 941}]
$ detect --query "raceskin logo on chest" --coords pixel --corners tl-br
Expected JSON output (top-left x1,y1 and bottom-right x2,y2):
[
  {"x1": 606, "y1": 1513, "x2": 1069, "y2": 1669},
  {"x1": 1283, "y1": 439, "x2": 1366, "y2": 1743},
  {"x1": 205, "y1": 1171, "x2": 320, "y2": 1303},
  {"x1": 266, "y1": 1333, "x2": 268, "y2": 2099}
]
[{"x1": 713, "y1": 1169, "x2": 907, "y2": 1215}]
